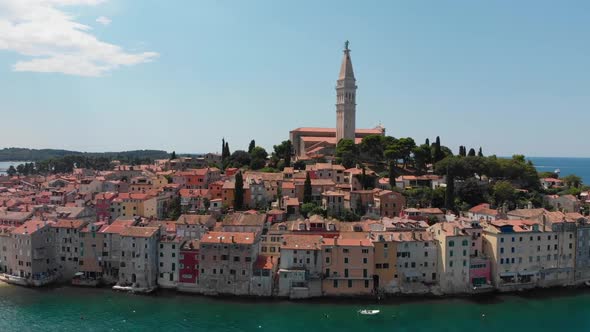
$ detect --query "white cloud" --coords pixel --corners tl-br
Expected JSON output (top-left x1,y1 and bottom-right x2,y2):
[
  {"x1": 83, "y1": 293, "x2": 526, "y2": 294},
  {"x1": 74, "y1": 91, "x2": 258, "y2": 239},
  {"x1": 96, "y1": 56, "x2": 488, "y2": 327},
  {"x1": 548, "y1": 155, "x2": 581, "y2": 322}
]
[
  {"x1": 0, "y1": 0, "x2": 158, "y2": 77},
  {"x1": 96, "y1": 15, "x2": 111, "y2": 26}
]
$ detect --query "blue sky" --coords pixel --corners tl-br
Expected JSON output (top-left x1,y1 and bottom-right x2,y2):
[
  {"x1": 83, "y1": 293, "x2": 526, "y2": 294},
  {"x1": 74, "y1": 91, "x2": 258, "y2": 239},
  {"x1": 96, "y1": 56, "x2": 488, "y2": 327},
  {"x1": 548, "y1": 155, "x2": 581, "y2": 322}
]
[{"x1": 0, "y1": 0, "x2": 589, "y2": 157}]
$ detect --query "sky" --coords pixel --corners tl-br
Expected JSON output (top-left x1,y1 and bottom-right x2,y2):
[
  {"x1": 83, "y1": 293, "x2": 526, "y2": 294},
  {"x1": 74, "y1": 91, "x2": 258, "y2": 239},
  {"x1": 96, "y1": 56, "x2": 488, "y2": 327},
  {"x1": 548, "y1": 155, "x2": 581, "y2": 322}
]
[{"x1": 0, "y1": 0, "x2": 589, "y2": 157}]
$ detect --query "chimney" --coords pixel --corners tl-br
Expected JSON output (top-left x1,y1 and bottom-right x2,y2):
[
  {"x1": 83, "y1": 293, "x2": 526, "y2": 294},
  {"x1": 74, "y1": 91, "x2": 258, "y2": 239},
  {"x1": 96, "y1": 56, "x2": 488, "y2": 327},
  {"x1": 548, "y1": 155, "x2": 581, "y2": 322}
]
[
  {"x1": 454, "y1": 227, "x2": 459, "y2": 236},
  {"x1": 231, "y1": 236, "x2": 235, "y2": 243}
]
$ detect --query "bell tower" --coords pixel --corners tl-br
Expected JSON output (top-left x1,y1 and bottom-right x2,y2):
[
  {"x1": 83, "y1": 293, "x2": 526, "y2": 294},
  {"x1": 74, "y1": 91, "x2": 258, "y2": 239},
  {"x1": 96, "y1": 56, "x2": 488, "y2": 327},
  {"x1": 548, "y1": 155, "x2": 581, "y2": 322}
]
[{"x1": 336, "y1": 40, "x2": 357, "y2": 143}]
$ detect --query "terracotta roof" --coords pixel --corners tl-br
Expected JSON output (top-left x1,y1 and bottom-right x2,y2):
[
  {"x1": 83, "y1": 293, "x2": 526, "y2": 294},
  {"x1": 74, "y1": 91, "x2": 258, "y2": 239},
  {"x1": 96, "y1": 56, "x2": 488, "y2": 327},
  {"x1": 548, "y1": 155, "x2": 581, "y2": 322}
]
[
  {"x1": 100, "y1": 219, "x2": 136, "y2": 234},
  {"x1": 176, "y1": 214, "x2": 215, "y2": 226},
  {"x1": 254, "y1": 255, "x2": 274, "y2": 270},
  {"x1": 52, "y1": 219, "x2": 87, "y2": 229},
  {"x1": 12, "y1": 219, "x2": 53, "y2": 235},
  {"x1": 281, "y1": 234, "x2": 323, "y2": 250},
  {"x1": 201, "y1": 231, "x2": 256, "y2": 245},
  {"x1": 119, "y1": 226, "x2": 159, "y2": 238},
  {"x1": 222, "y1": 213, "x2": 266, "y2": 227}
]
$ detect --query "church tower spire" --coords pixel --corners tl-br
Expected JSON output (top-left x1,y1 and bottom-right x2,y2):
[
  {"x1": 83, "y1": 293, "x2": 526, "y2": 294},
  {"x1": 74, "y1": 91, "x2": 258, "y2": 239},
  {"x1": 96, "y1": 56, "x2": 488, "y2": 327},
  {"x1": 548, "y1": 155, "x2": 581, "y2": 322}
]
[{"x1": 336, "y1": 40, "x2": 357, "y2": 144}]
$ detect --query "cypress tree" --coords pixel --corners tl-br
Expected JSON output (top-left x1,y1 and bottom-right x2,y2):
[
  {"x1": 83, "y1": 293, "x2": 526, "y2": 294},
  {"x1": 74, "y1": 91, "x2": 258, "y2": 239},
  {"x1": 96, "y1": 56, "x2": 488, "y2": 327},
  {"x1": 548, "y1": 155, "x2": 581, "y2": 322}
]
[
  {"x1": 388, "y1": 160, "x2": 396, "y2": 188},
  {"x1": 478, "y1": 147, "x2": 484, "y2": 157},
  {"x1": 222, "y1": 138, "x2": 225, "y2": 158},
  {"x1": 433, "y1": 136, "x2": 443, "y2": 162},
  {"x1": 234, "y1": 171, "x2": 244, "y2": 210},
  {"x1": 303, "y1": 172, "x2": 312, "y2": 204},
  {"x1": 468, "y1": 148, "x2": 476, "y2": 157},
  {"x1": 170, "y1": 151, "x2": 177, "y2": 160},
  {"x1": 225, "y1": 142, "x2": 230, "y2": 159},
  {"x1": 248, "y1": 140, "x2": 256, "y2": 154},
  {"x1": 425, "y1": 138, "x2": 430, "y2": 146}
]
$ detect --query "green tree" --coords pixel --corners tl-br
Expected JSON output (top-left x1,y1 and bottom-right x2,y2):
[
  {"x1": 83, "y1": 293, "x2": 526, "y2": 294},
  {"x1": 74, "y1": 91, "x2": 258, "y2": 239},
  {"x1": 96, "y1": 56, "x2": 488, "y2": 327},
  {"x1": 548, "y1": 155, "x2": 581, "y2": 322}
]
[
  {"x1": 456, "y1": 177, "x2": 488, "y2": 207},
  {"x1": 563, "y1": 174, "x2": 582, "y2": 188},
  {"x1": 303, "y1": 172, "x2": 313, "y2": 204},
  {"x1": 468, "y1": 148, "x2": 476, "y2": 157},
  {"x1": 249, "y1": 146, "x2": 268, "y2": 170},
  {"x1": 412, "y1": 144, "x2": 432, "y2": 174},
  {"x1": 335, "y1": 139, "x2": 358, "y2": 169},
  {"x1": 170, "y1": 151, "x2": 177, "y2": 160},
  {"x1": 341, "y1": 209, "x2": 360, "y2": 222},
  {"x1": 433, "y1": 136, "x2": 444, "y2": 162},
  {"x1": 388, "y1": 160, "x2": 397, "y2": 188},
  {"x1": 272, "y1": 140, "x2": 292, "y2": 169},
  {"x1": 459, "y1": 146, "x2": 466, "y2": 157},
  {"x1": 360, "y1": 134, "x2": 385, "y2": 164},
  {"x1": 6, "y1": 165, "x2": 16, "y2": 176},
  {"x1": 293, "y1": 160, "x2": 306, "y2": 171},
  {"x1": 234, "y1": 171, "x2": 244, "y2": 210},
  {"x1": 493, "y1": 180, "x2": 516, "y2": 206},
  {"x1": 248, "y1": 140, "x2": 256, "y2": 154},
  {"x1": 230, "y1": 150, "x2": 251, "y2": 168},
  {"x1": 478, "y1": 147, "x2": 484, "y2": 157},
  {"x1": 167, "y1": 196, "x2": 182, "y2": 220}
]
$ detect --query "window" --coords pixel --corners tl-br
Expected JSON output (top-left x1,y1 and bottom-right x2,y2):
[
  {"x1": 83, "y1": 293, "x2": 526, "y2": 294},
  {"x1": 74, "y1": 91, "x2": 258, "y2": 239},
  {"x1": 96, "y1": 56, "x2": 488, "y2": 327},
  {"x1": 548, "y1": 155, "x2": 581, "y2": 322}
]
[
  {"x1": 424, "y1": 251, "x2": 428, "y2": 257},
  {"x1": 344, "y1": 257, "x2": 349, "y2": 264},
  {"x1": 501, "y1": 238, "x2": 504, "y2": 243},
  {"x1": 449, "y1": 241, "x2": 455, "y2": 247},
  {"x1": 364, "y1": 280, "x2": 370, "y2": 288},
  {"x1": 511, "y1": 247, "x2": 515, "y2": 253},
  {"x1": 333, "y1": 280, "x2": 338, "y2": 288},
  {"x1": 450, "y1": 250, "x2": 454, "y2": 257},
  {"x1": 348, "y1": 280, "x2": 353, "y2": 288},
  {"x1": 343, "y1": 249, "x2": 349, "y2": 253},
  {"x1": 362, "y1": 258, "x2": 368, "y2": 264},
  {"x1": 500, "y1": 248, "x2": 504, "y2": 254},
  {"x1": 325, "y1": 257, "x2": 330, "y2": 264}
]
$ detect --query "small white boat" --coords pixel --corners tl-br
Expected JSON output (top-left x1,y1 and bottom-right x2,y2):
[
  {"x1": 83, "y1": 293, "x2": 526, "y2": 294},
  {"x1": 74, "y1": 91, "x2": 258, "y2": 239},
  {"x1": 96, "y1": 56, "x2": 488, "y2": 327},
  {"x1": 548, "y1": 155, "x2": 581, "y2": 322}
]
[{"x1": 358, "y1": 309, "x2": 380, "y2": 315}]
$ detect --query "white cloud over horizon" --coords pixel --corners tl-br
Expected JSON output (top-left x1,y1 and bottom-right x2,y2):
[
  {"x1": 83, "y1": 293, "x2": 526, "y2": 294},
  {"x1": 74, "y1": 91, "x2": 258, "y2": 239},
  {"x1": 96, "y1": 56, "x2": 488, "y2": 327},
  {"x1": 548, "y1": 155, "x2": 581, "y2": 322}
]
[
  {"x1": 0, "y1": 0, "x2": 158, "y2": 77},
  {"x1": 96, "y1": 15, "x2": 111, "y2": 26}
]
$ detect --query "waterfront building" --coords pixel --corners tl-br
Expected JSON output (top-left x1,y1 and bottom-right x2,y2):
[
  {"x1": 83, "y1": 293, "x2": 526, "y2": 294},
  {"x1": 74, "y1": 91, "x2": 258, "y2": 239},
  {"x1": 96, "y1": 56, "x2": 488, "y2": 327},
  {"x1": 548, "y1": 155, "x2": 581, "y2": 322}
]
[
  {"x1": 387, "y1": 231, "x2": 437, "y2": 294},
  {"x1": 482, "y1": 219, "x2": 569, "y2": 292},
  {"x1": 198, "y1": 231, "x2": 260, "y2": 296},
  {"x1": 6, "y1": 220, "x2": 58, "y2": 286},
  {"x1": 430, "y1": 222, "x2": 471, "y2": 294},
  {"x1": 278, "y1": 234, "x2": 323, "y2": 298},
  {"x1": 157, "y1": 234, "x2": 181, "y2": 288},
  {"x1": 467, "y1": 203, "x2": 502, "y2": 222},
  {"x1": 250, "y1": 255, "x2": 274, "y2": 297},
  {"x1": 96, "y1": 219, "x2": 137, "y2": 283},
  {"x1": 177, "y1": 239, "x2": 200, "y2": 292},
  {"x1": 0, "y1": 226, "x2": 14, "y2": 273},
  {"x1": 52, "y1": 219, "x2": 88, "y2": 281},
  {"x1": 321, "y1": 236, "x2": 374, "y2": 296},
  {"x1": 77, "y1": 222, "x2": 107, "y2": 284},
  {"x1": 118, "y1": 226, "x2": 160, "y2": 290}
]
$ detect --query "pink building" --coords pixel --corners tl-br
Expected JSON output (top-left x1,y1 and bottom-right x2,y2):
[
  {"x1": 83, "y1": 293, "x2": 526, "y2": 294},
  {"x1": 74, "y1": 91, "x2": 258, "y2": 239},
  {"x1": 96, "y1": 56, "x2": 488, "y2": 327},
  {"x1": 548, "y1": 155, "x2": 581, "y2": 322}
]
[
  {"x1": 321, "y1": 237, "x2": 375, "y2": 296},
  {"x1": 95, "y1": 192, "x2": 117, "y2": 222}
]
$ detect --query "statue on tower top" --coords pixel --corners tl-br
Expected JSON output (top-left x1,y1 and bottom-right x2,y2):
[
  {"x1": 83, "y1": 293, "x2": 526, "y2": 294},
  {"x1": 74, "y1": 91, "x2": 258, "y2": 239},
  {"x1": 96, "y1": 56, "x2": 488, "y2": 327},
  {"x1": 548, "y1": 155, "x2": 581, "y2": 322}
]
[{"x1": 344, "y1": 40, "x2": 349, "y2": 51}]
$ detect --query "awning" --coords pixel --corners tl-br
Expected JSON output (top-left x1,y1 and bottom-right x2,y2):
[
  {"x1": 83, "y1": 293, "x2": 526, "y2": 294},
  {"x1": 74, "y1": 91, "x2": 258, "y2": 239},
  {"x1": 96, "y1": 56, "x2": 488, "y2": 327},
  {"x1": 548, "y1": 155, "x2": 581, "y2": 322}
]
[
  {"x1": 499, "y1": 272, "x2": 517, "y2": 277},
  {"x1": 403, "y1": 271, "x2": 421, "y2": 278},
  {"x1": 74, "y1": 272, "x2": 84, "y2": 277},
  {"x1": 518, "y1": 271, "x2": 537, "y2": 276}
]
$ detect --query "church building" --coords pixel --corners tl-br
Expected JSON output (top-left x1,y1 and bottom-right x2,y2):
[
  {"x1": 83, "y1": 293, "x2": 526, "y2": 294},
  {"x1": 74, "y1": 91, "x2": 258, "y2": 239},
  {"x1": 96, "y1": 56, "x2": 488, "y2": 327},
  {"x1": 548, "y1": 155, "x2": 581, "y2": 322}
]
[{"x1": 290, "y1": 41, "x2": 385, "y2": 160}]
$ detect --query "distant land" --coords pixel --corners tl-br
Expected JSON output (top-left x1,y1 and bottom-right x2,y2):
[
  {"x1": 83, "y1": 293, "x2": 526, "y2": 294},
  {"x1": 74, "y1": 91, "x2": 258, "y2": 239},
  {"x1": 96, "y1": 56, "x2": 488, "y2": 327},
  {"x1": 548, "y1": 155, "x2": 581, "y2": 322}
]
[{"x1": 0, "y1": 148, "x2": 171, "y2": 162}]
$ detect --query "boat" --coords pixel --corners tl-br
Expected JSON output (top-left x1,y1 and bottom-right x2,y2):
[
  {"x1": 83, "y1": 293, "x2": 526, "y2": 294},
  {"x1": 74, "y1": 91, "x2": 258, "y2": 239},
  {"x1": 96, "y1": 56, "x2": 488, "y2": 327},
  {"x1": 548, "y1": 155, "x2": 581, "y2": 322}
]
[{"x1": 358, "y1": 309, "x2": 380, "y2": 315}]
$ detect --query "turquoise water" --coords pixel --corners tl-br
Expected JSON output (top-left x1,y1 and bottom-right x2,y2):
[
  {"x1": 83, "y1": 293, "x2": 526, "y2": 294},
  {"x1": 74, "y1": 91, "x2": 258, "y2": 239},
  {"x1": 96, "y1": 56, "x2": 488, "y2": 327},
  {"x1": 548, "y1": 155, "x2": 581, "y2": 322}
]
[{"x1": 1, "y1": 284, "x2": 590, "y2": 331}]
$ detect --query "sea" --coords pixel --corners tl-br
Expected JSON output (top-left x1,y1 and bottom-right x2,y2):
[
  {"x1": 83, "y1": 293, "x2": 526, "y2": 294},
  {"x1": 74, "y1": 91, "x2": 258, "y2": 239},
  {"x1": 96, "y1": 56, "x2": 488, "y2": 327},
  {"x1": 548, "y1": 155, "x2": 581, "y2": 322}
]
[
  {"x1": 527, "y1": 157, "x2": 590, "y2": 184},
  {"x1": 1, "y1": 284, "x2": 590, "y2": 332},
  {"x1": 0, "y1": 161, "x2": 28, "y2": 175}
]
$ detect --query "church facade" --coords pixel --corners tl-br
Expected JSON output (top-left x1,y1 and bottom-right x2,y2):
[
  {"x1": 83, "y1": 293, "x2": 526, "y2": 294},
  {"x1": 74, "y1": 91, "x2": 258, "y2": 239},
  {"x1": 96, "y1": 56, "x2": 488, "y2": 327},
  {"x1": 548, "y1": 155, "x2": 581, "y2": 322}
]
[{"x1": 290, "y1": 42, "x2": 385, "y2": 160}]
